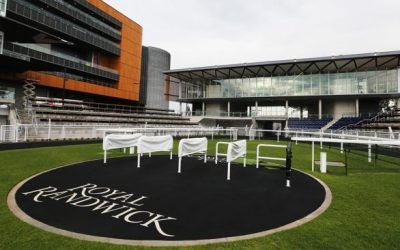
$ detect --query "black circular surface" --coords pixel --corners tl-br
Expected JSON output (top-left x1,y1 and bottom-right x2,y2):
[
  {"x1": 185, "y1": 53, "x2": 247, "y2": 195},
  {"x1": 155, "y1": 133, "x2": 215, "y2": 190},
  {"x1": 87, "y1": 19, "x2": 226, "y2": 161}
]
[{"x1": 14, "y1": 155, "x2": 326, "y2": 242}]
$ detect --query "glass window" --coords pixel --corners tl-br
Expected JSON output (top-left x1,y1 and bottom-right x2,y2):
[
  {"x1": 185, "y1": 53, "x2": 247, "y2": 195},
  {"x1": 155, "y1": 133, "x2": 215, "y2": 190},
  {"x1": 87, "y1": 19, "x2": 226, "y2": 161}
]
[
  {"x1": 367, "y1": 71, "x2": 377, "y2": 94},
  {"x1": 321, "y1": 73, "x2": 329, "y2": 95},
  {"x1": 0, "y1": 86, "x2": 15, "y2": 101},
  {"x1": 387, "y1": 69, "x2": 398, "y2": 93},
  {"x1": 376, "y1": 70, "x2": 387, "y2": 94},
  {"x1": 311, "y1": 74, "x2": 320, "y2": 95},
  {"x1": 303, "y1": 74, "x2": 312, "y2": 95}
]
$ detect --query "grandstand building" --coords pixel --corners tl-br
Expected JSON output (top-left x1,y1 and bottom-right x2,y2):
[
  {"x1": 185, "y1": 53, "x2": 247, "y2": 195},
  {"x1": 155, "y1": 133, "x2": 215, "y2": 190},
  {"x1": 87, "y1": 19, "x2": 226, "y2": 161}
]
[
  {"x1": 0, "y1": 0, "x2": 186, "y2": 127},
  {"x1": 165, "y1": 51, "x2": 400, "y2": 131}
]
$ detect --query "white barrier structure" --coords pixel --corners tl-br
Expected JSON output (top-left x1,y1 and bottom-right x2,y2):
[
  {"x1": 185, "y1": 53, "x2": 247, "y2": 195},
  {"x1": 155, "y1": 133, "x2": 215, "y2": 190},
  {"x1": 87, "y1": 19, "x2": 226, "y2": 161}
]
[
  {"x1": 178, "y1": 137, "x2": 208, "y2": 173},
  {"x1": 291, "y1": 137, "x2": 400, "y2": 172},
  {"x1": 137, "y1": 135, "x2": 173, "y2": 168},
  {"x1": 103, "y1": 133, "x2": 142, "y2": 163},
  {"x1": 99, "y1": 127, "x2": 238, "y2": 141},
  {"x1": 256, "y1": 144, "x2": 287, "y2": 169},
  {"x1": 215, "y1": 140, "x2": 247, "y2": 180}
]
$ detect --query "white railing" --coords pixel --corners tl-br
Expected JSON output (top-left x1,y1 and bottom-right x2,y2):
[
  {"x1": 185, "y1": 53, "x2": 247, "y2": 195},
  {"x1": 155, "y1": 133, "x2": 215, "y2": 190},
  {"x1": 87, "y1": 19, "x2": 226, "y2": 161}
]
[
  {"x1": 0, "y1": 124, "x2": 238, "y2": 143},
  {"x1": 1, "y1": 123, "x2": 398, "y2": 145}
]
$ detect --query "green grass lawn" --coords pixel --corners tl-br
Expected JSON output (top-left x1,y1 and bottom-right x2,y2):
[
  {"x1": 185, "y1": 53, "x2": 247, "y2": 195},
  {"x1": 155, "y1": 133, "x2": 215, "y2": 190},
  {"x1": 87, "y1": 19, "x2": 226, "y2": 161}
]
[{"x1": 1, "y1": 140, "x2": 400, "y2": 249}]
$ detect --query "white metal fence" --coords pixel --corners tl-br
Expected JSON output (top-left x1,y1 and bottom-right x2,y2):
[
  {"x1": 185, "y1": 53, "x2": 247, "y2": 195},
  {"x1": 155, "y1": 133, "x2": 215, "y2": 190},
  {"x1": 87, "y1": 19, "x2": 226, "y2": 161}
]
[
  {"x1": 0, "y1": 125, "x2": 238, "y2": 143},
  {"x1": 0, "y1": 124, "x2": 399, "y2": 144}
]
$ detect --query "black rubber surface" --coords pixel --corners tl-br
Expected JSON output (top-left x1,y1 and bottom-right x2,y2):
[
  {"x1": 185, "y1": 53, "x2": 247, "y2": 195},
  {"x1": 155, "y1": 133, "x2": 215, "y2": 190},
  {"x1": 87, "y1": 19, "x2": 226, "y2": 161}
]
[
  {"x1": 15, "y1": 155, "x2": 326, "y2": 241},
  {"x1": 0, "y1": 140, "x2": 101, "y2": 151}
]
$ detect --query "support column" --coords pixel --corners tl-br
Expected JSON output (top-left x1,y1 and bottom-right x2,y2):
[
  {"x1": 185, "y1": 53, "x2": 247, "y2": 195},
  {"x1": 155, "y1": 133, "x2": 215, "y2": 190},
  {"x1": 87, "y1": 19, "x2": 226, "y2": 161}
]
[
  {"x1": 355, "y1": 98, "x2": 360, "y2": 117},
  {"x1": 202, "y1": 102, "x2": 205, "y2": 116},
  {"x1": 318, "y1": 99, "x2": 322, "y2": 119},
  {"x1": 255, "y1": 101, "x2": 258, "y2": 117},
  {"x1": 285, "y1": 100, "x2": 289, "y2": 118},
  {"x1": 285, "y1": 100, "x2": 289, "y2": 129},
  {"x1": 227, "y1": 101, "x2": 231, "y2": 117}
]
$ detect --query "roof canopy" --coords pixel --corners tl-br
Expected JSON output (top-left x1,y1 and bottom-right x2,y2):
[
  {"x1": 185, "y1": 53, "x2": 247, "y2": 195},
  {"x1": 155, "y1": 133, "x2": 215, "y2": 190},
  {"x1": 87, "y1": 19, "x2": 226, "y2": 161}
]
[{"x1": 165, "y1": 51, "x2": 400, "y2": 82}]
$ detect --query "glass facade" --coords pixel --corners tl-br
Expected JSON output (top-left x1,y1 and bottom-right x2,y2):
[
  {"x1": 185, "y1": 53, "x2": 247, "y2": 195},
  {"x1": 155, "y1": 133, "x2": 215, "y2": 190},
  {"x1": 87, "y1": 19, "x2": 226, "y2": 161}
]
[
  {"x1": 0, "y1": 84, "x2": 15, "y2": 102},
  {"x1": 180, "y1": 69, "x2": 399, "y2": 99}
]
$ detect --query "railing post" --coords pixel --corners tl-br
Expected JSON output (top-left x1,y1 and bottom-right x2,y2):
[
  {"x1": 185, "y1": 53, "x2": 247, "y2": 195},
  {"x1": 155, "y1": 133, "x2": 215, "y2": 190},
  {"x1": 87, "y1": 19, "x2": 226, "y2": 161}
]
[
  {"x1": 24, "y1": 125, "x2": 27, "y2": 142},
  {"x1": 47, "y1": 119, "x2": 51, "y2": 141},
  {"x1": 320, "y1": 130, "x2": 323, "y2": 149},
  {"x1": 286, "y1": 143, "x2": 292, "y2": 188},
  {"x1": 15, "y1": 125, "x2": 18, "y2": 143}
]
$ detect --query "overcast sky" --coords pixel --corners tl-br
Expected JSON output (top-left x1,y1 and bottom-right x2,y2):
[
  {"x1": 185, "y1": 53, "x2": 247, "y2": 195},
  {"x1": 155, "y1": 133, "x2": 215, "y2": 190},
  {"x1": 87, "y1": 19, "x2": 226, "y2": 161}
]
[{"x1": 105, "y1": 0, "x2": 400, "y2": 69}]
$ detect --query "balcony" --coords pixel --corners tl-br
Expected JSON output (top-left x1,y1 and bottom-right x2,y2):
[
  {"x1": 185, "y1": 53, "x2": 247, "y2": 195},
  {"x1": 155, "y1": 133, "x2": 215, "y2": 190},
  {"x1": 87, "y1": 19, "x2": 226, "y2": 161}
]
[
  {"x1": 67, "y1": 0, "x2": 122, "y2": 29},
  {"x1": 4, "y1": 42, "x2": 119, "y2": 82},
  {"x1": 7, "y1": 0, "x2": 121, "y2": 56},
  {"x1": 31, "y1": 0, "x2": 121, "y2": 41}
]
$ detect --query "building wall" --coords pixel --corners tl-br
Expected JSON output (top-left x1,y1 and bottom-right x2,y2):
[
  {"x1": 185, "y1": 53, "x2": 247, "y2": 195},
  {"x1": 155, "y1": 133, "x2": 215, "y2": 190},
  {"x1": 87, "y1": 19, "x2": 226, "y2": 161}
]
[
  {"x1": 323, "y1": 99, "x2": 357, "y2": 118},
  {"x1": 141, "y1": 46, "x2": 171, "y2": 109},
  {"x1": 23, "y1": 0, "x2": 143, "y2": 102}
]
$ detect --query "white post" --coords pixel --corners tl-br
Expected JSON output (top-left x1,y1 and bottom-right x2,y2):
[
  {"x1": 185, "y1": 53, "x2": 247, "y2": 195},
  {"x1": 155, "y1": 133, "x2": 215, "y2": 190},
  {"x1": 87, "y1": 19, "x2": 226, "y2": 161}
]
[
  {"x1": 24, "y1": 126, "x2": 27, "y2": 142},
  {"x1": 243, "y1": 155, "x2": 246, "y2": 167},
  {"x1": 320, "y1": 130, "x2": 323, "y2": 149},
  {"x1": 312, "y1": 141, "x2": 315, "y2": 172},
  {"x1": 137, "y1": 154, "x2": 141, "y2": 168},
  {"x1": 104, "y1": 150, "x2": 107, "y2": 164},
  {"x1": 204, "y1": 152, "x2": 207, "y2": 163},
  {"x1": 202, "y1": 102, "x2": 205, "y2": 116},
  {"x1": 149, "y1": 152, "x2": 152, "y2": 158},
  {"x1": 15, "y1": 125, "x2": 18, "y2": 143},
  {"x1": 170, "y1": 150, "x2": 173, "y2": 160},
  {"x1": 215, "y1": 144, "x2": 219, "y2": 164},
  {"x1": 47, "y1": 119, "x2": 51, "y2": 141},
  {"x1": 178, "y1": 157, "x2": 182, "y2": 173},
  {"x1": 256, "y1": 147, "x2": 259, "y2": 169},
  {"x1": 368, "y1": 144, "x2": 372, "y2": 163},
  {"x1": 227, "y1": 101, "x2": 231, "y2": 117},
  {"x1": 227, "y1": 162, "x2": 231, "y2": 180}
]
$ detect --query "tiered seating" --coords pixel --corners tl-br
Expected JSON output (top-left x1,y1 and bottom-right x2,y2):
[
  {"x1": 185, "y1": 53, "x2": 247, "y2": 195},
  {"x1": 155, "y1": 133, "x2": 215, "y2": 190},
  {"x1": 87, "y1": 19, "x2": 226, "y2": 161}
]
[
  {"x1": 288, "y1": 117, "x2": 332, "y2": 130},
  {"x1": 30, "y1": 97, "x2": 198, "y2": 126},
  {"x1": 350, "y1": 110, "x2": 400, "y2": 130},
  {"x1": 329, "y1": 117, "x2": 365, "y2": 130}
]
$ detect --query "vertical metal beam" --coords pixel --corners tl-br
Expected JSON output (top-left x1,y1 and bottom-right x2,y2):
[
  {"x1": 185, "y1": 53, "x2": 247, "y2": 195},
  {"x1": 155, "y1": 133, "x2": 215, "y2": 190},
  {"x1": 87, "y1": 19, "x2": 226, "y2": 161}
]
[
  {"x1": 285, "y1": 100, "x2": 289, "y2": 119},
  {"x1": 355, "y1": 98, "x2": 360, "y2": 117},
  {"x1": 319, "y1": 99, "x2": 322, "y2": 119},
  {"x1": 227, "y1": 101, "x2": 231, "y2": 117}
]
